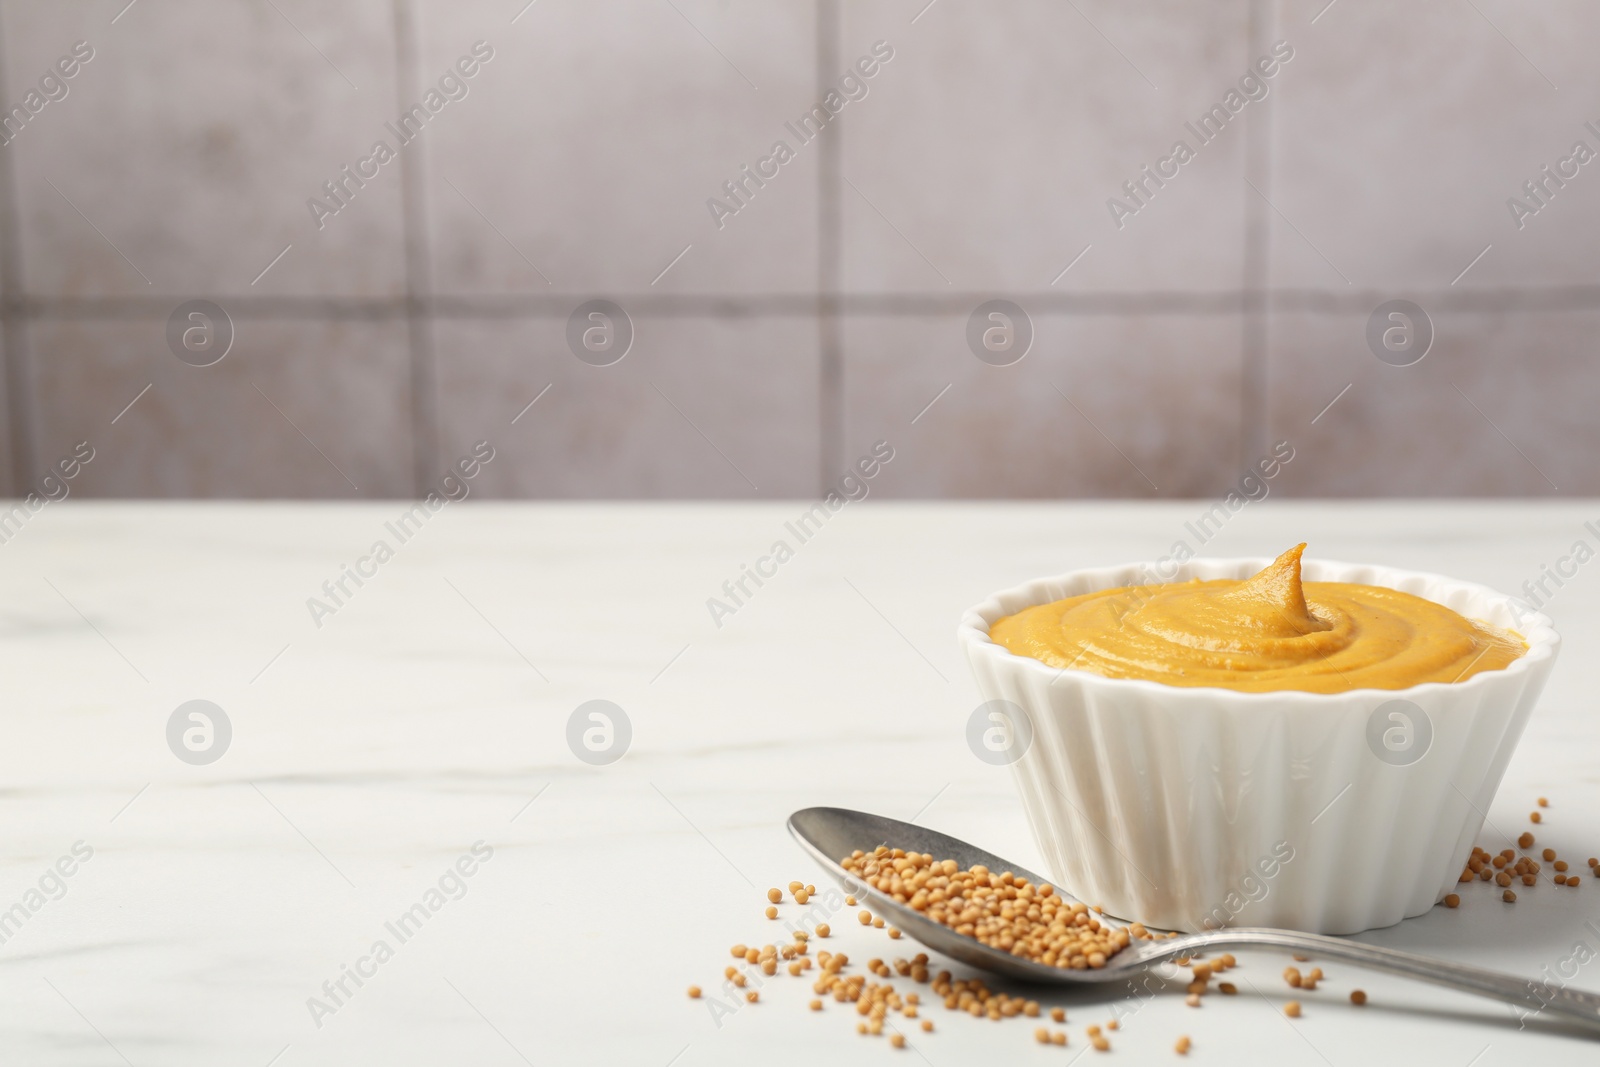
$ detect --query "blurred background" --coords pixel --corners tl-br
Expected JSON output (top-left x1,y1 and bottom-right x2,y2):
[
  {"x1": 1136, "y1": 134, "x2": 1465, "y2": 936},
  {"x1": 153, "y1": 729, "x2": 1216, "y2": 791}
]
[{"x1": 0, "y1": 0, "x2": 1594, "y2": 500}]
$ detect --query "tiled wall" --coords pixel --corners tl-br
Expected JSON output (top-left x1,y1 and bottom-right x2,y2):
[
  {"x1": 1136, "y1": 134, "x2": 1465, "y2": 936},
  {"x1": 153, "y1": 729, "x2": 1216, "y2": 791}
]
[{"x1": 0, "y1": 0, "x2": 1595, "y2": 499}]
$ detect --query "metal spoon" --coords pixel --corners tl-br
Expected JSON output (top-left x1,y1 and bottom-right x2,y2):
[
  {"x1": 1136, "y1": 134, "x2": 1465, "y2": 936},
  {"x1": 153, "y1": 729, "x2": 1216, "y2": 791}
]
[{"x1": 788, "y1": 806, "x2": 1600, "y2": 1034}]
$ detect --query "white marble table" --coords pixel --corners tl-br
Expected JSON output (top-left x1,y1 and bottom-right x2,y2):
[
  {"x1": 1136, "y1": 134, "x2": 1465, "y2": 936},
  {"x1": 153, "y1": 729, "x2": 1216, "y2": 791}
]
[{"x1": 2, "y1": 501, "x2": 1598, "y2": 1065}]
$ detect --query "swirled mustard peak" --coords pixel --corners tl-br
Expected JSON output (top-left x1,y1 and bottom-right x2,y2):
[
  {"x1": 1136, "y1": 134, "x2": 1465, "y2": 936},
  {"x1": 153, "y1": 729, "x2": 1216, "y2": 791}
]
[{"x1": 989, "y1": 544, "x2": 1526, "y2": 693}]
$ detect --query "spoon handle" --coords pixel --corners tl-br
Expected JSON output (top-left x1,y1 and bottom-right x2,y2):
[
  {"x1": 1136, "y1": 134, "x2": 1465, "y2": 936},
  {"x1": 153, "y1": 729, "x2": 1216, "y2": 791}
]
[{"x1": 1160, "y1": 928, "x2": 1600, "y2": 1033}]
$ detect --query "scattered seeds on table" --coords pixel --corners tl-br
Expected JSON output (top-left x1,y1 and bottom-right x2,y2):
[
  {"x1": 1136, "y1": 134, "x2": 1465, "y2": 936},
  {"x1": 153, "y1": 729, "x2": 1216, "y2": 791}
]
[
  {"x1": 687, "y1": 985, "x2": 701, "y2": 998},
  {"x1": 1051, "y1": 1007, "x2": 1066, "y2": 1023},
  {"x1": 890, "y1": 1034, "x2": 905, "y2": 1049},
  {"x1": 1444, "y1": 894, "x2": 1460, "y2": 908},
  {"x1": 767, "y1": 888, "x2": 782, "y2": 903},
  {"x1": 1519, "y1": 832, "x2": 1536, "y2": 849},
  {"x1": 1218, "y1": 982, "x2": 1237, "y2": 995},
  {"x1": 858, "y1": 910, "x2": 872, "y2": 926},
  {"x1": 1539, "y1": 797, "x2": 1549, "y2": 807},
  {"x1": 1532, "y1": 812, "x2": 1542, "y2": 824},
  {"x1": 1175, "y1": 1034, "x2": 1192, "y2": 1055},
  {"x1": 1284, "y1": 967, "x2": 1302, "y2": 988},
  {"x1": 1350, "y1": 989, "x2": 1368, "y2": 1005},
  {"x1": 765, "y1": 906, "x2": 778, "y2": 920},
  {"x1": 1504, "y1": 889, "x2": 1518, "y2": 902},
  {"x1": 1284, "y1": 1001, "x2": 1302, "y2": 1018},
  {"x1": 1185, "y1": 993, "x2": 1201, "y2": 1007}
]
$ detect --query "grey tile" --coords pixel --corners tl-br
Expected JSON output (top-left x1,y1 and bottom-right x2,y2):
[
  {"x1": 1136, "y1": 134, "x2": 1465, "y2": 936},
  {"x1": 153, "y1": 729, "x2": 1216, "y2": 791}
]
[
  {"x1": 434, "y1": 313, "x2": 820, "y2": 497},
  {"x1": 30, "y1": 317, "x2": 412, "y2": 497},
  {"x1": 0, "y1": 0, "x2": 407, "y2": 298},
  {"x1": 1266, "y1": 0, "x2": 1600, "y2": 292},
  {"x1": 843, "y1": 311, "x2": 1245, "y2": 497},
  {"x1": 415, "y1": 0, "x2": 819, "y2": 296},
  {"x1": 1265, "y1": 305, "x2": 1594, "y2": 495},
  {"x1": 838, "y1": 0, "x2": 1255, "y2": 294}
]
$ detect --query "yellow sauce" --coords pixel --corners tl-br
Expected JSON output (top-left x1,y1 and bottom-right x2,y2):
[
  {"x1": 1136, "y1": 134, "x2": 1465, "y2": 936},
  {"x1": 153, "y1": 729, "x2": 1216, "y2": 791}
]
[{"x1": 990, "y1": 544, "x2": 1525, "y2": 693}]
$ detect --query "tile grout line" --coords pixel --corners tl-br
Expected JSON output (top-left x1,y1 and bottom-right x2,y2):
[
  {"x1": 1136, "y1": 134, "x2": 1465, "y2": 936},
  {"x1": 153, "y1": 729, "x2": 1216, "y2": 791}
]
[
  {"x1": 816, "y1": 0, "x2": 842, "y2": 494},
  {"x1": 0, "y1": 3, "x2": 33, "y2": 496},
  {"x1": 1238, "y1": 0, "x2": 1275, "y2": 472},
  {"x1": 9, "y1": 287, "x2": 1600, "y2": 320},
  {"x1": 392, "y1": 0, "x2": 439, "y2": 498}
]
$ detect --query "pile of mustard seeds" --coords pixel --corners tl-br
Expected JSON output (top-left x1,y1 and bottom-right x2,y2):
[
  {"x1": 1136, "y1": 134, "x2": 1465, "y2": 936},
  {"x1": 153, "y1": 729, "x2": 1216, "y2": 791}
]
[
  {"x1": 838, "y1": 846, "x2": 1170, "y2": 970},
  {"x1": 1453, "y1": 797, "x2": 1596, "y2": 906}
]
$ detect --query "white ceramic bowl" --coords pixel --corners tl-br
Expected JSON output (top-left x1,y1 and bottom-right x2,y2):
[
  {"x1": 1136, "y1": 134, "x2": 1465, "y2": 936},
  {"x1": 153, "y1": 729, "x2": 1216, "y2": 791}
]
[{"x1": 958, "y1": 557, "x2": 1560, "y2": 935}]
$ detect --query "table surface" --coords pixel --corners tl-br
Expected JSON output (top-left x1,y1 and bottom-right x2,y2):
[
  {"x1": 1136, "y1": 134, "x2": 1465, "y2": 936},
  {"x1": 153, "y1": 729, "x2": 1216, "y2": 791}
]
[{"x1": 3, "y1": 500, "x2": 1599, "y2": 1065}]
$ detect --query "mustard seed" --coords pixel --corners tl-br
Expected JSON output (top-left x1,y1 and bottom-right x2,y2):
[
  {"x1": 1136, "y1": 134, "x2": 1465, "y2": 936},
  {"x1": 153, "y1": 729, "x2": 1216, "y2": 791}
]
[
  {"x1": 816, "y1": 924, "x2": 830, "y2": 937},
  {"x1": 858, "y1": 910, "x2": 872, "y2": 925},
  {"x1": 887, "y1": 927, "x2": 902, "y2": 940},
  {"x1": 765, "y1": 906, "x2": 778, "y2": 920},
  {"x1": 731, "y1": 943, "x2": 747, "y2": 958},
  {"x1": 1218, "y1": 982, "x2": 1237, "y2": 995},
  {"x1": 746, "y1": 991, "x2": 759, "y2": 1003},
  {"x1": 1185, "y1": 993, "x2": 1201, "y2": 1007},
  {"x1": 873, "y1": 917, "x2": 885, "y2": 929},
  {"x1": 789, "y1": 880, "x2": 803, "y2": 894},
  {"x1": 1556, "y1": 860, "x2": 1570, "y2": 872},
  {"x1": 1053, "y1": 1032, "x2": 1066, "y2": 1045},
  {"x1": 1519, "y1": 832, "x2": 1536, "y2": 848},
  {"x1": 1532, "y1": 812, "x2": 1542, "y2": 824},
  {"x1": 767, "y1": 888, "x2": 782, "y2": 903},
  {"x1": 687, "y1": 985, "x2": 701, "y2": 998},
  {"x1": 1035, "y1": 1027, "x2": 1050, "y2": 1044},
  {"x1": 1108, "y1": 1019, "x2": 1120, "y2": 1031},
  {"x1": 1284, "y1": 967, "x2": 1302, "y2": 988},
  {"x1": 1176, "y1": 1034, "x2": 1192, "y2": 1054},
  {"x1": 1051, "y1": 1007, "x2": 1066, "y2": 1023},
  {"x1": 846, "y1": 895, "x2": 856, "y2": 906},
  {"x1": 1092, "y1": 1035, "x2": 1110, "y2": 1051},
  {"x1": 890, "y1": 1034, "x2": 905, "y2": 1049},
  {"x1": 1444, "y1": 894, "x2": 1460, "y2": 908},
  {"x1": 794, "y1": 890, "x2": 809, "y2": 905},
  {"x1": 1543, "y1": 848, "x2": 1557, "y2": 861},
  {"x1": 1496, "y1": 871, "x2": 1512, "y2": 887},
  {"x1": 921, "y1": 1020, "x2": 933, "y2": 1032},
  {"x1": 1350, "y1": 989, "x2": 1367, "y2": 1005},
  {"x1": 1503, "y1": 889, "x2": 1517, "y2": 902},
  {"x1": 1284, "y1": 1001, "x2": 1302, "y2": 1018},
  {"x1": 1539, "y1": 797, "x2": 1549, "y2": 807}
]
